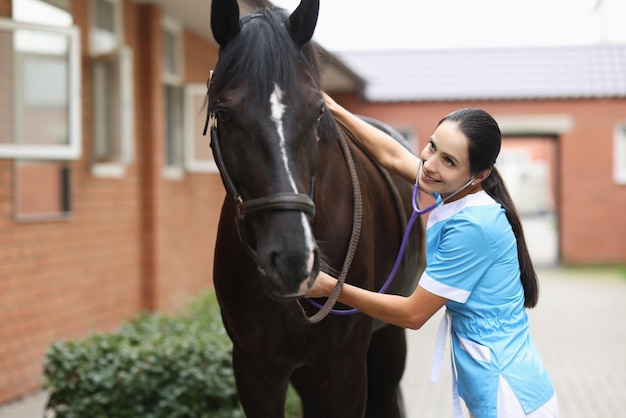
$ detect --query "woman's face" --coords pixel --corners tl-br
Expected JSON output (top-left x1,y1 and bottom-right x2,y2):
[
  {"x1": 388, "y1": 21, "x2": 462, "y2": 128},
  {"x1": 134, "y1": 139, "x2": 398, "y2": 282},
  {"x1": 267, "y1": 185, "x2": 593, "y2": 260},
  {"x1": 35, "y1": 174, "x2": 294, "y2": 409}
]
[{"x1": 419, "y1": 120, "x2": 475, "y2": 200}]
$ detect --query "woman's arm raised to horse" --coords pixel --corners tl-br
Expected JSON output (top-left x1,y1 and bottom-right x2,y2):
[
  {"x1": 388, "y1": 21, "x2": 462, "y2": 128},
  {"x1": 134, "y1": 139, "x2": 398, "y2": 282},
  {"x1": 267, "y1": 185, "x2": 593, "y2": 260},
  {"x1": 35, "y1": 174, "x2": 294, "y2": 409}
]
[{"x1": 324, "y1": 93, "x2": 420, "y2": 184}]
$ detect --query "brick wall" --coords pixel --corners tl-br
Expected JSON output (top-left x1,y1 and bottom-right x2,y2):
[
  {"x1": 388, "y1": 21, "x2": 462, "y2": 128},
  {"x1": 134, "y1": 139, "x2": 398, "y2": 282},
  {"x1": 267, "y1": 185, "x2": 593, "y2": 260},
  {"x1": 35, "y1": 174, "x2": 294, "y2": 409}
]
[
  {"x1": 155, "y1": 31, "x2": 224, "y2": 310},
  {"x1": 131, "y1": 6, "x2": 223, "y2": 312},
  {"x1": 145, "y1": 14, "x2": 225, "y2": 311},
  {"x1": 0, "y1": 0, "x2": 143, "y2": 402},
  {"x1": 184, "y1": 30, "x2": 219, "y2": 83},
  {"x1": 334, "y1": 94, "x2": 626, "y2": 264},
  {"x1": 135, "y1": 3, "x2": 161, "y2": 311},
  {"x1": 0, "y1": 0, "x2": 224, "y2": 404}
]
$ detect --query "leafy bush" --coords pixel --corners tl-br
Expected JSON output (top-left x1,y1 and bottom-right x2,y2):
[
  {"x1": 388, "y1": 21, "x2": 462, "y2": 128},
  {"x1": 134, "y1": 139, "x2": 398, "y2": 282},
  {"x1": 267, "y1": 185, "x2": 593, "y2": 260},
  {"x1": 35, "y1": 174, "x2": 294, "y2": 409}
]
[{"x1": 43, "y1": 289, "x2": 243, "y2": 418}]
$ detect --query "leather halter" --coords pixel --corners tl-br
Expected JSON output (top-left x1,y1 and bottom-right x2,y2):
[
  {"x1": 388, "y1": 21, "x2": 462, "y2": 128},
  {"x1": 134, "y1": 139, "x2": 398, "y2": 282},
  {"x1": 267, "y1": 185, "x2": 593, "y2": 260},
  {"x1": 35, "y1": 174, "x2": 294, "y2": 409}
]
[{"x1": 203, "y1": 80, "x2": 316, "y2": 258}]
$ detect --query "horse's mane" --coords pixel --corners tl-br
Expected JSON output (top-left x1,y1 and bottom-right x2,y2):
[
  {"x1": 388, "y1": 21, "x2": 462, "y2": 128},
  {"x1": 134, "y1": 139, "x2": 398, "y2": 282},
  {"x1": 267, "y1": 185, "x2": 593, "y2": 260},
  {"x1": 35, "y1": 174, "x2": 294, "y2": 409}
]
[{"x1": 210, "y1": 8, "x2": 323, "y2": 102}]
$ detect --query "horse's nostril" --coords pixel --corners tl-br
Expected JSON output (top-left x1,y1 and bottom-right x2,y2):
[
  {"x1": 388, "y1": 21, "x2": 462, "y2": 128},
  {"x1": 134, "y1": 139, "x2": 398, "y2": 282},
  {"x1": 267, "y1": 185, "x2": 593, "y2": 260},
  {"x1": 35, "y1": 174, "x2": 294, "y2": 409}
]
[
  {"x1": 268, "y1": 251, "x2": 280, "y2": 274},
  {"x1": 262, "y1": 249, "x2": 316, "y2": 294},
  {"x1": 265, "y1": 250, "x2": 292, "y2": 283}
]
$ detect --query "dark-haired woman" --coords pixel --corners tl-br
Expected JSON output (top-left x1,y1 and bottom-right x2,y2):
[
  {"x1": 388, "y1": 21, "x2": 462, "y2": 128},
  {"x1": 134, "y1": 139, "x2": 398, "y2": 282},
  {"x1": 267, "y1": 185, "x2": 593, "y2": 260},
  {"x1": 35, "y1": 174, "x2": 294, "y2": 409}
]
[{"x1": 307, "y1": 94, "x2": 557, "y2": 417}]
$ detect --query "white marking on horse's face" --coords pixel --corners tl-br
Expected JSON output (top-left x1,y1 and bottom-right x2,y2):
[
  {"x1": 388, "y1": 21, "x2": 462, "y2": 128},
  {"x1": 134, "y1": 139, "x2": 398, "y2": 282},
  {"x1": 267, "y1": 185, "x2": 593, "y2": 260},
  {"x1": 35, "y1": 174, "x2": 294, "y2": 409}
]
[
  {"x1": 270, "y1": 85, "x2": 298, "y2": 193},
  {"x1": 270, "y1": 84, "x2": 316, "y2": 271}
]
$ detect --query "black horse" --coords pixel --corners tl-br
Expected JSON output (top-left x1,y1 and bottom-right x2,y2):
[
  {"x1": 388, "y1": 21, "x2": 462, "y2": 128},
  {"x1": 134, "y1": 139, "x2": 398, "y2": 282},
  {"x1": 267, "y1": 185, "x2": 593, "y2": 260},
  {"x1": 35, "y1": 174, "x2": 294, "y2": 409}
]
[{"x1": 208, "y1": 1, "x2": 424, "y2": 416}]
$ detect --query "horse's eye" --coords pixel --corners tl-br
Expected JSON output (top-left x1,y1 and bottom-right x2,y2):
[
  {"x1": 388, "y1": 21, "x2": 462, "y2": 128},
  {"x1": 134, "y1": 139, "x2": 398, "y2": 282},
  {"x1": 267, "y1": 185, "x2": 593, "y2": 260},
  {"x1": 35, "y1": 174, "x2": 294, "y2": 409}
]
[
  {"x1": 216, "y1": 111, "x2": 232, "y2": 125},
  {"x1": 317, "y1": 105, "x2": 325, "y2": 122}
]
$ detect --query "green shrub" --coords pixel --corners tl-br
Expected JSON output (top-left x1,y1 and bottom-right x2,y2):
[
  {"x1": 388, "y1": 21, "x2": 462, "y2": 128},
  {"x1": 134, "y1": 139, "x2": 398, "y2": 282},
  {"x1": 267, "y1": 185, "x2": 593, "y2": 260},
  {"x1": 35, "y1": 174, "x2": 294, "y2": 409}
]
[
  {"x1": 43, "y1": 289, "x2": 243, "y2": 418},
  {"x1": 44, "y1": 289, "x2": 303, "y2": 417}
]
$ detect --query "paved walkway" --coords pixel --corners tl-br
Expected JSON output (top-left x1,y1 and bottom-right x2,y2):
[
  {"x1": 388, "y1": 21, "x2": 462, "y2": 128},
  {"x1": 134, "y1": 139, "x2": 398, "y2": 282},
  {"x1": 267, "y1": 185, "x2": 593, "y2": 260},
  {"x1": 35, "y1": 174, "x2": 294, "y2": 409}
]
[{"x1": 1, "y1": 267, "x2": 625, "y2": 418}]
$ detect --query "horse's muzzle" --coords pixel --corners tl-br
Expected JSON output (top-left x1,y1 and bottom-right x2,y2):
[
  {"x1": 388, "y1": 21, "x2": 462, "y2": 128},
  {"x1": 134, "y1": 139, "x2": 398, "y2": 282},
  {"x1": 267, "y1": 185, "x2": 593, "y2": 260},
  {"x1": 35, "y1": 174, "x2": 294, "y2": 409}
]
[{"x1": 258, "y1": 246, "x2": 319, "y2": 300}]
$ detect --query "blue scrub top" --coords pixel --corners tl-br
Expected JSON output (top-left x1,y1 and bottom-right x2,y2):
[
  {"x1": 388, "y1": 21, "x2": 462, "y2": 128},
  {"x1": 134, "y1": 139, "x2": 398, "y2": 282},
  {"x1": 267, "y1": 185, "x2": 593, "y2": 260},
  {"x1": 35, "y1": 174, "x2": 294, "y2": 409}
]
[{"x1": 419, "y1": 191, "x2": 554, "y2": 417}]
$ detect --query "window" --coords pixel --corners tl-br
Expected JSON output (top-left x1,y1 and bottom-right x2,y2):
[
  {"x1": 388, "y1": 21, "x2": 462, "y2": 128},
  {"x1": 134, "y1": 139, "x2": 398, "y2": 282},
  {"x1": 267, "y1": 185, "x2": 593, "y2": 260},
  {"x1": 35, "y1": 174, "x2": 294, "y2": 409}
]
[
  {"x1": 615, "y1": 124, "x2": 626, "y2": 184},
  {"x1": 90, "y1": 0, "x2": 119, "y2": 54},
  {"x1": 164, "y1": 84, "x2": 184, "y2": 170},
  {"x1": 90, "y1": 0, "x2": 134, "y2": 178},
  {"x1": 162, "y1": 17, "x2": 184, "y2": 178},
  {"x1": 91, "y1": 47, "x2": 134, "y2": 174},
  {"x1": 0, "y1": 2, "x2": 80, "y2": 159},
  {"x1": 184, "y1": 84, "x2": 217, "y2": 172},
  {"x1": 6, "y1": 0, "x2": 76, "y2": 220}
]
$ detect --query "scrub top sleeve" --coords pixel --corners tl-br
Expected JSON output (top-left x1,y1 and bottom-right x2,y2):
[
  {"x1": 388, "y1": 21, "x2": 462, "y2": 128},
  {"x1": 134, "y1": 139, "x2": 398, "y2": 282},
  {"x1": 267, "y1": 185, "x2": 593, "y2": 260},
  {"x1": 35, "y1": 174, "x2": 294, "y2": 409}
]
[{"x1": 420, "y1": 217, "x2": 494, "y2": 303}]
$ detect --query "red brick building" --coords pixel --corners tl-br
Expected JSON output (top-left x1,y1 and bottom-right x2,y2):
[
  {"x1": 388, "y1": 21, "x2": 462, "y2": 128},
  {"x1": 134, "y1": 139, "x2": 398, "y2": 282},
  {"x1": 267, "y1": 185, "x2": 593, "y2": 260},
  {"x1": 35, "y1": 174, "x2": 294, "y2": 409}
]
[
  {"x1": 1, "y1": 0, "x2": 625, "y2": 406},
  {"x1": 0, "y1": 0, "x2": 360, "y2": 404}
]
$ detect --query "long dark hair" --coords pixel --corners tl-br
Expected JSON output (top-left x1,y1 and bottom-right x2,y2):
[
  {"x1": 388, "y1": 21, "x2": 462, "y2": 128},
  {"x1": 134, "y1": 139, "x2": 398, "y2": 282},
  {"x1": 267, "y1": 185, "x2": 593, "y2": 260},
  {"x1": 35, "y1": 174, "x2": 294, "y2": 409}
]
[{"x1": 439, "y1": 108, "x2": 539, "y2": 308}]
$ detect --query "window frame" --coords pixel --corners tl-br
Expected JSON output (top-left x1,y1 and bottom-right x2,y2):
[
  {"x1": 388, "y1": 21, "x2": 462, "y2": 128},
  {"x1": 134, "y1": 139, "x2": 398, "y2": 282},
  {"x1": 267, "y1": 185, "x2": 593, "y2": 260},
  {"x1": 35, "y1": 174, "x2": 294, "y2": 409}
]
[
  {"x1": 161, "y1": 16, "x2": 185, "y2": 179},
  {"x1": 89, "y1": 0, "x2": 122, "y2": 56},
  {"x1": 90, "y1": 46, "x2": 135, "y2": 178},
  {"x1": 89, "y1": 0, "x2": 135, "y2": 178},
  {"x1": 0, "y1": 18, "x2": 81, "y2": 160},
  {"x1": 161, "y1": 16, "x2": 183, "y2": 86},
  {"x1": 184, "y1": 84, "x2": 217, "y2": 173}
]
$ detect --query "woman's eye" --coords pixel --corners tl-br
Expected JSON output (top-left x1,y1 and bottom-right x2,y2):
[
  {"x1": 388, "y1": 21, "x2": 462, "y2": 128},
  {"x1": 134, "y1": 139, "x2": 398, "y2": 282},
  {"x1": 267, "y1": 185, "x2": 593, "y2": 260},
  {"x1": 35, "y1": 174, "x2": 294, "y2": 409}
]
[{"x1": 444, "y1": 157, "x2": 454, "y2": 166}]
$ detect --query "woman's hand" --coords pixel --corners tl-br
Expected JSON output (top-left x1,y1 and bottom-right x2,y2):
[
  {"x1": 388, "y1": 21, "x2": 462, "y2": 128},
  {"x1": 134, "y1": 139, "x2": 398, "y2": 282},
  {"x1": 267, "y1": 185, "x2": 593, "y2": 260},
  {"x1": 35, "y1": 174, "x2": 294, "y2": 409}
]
[
  {"x1": 306, "y1": 271, "x2": 337, "y2": 298},
  {"x1": 322, "y1": 92, "x2": 342, "y2": 117}
]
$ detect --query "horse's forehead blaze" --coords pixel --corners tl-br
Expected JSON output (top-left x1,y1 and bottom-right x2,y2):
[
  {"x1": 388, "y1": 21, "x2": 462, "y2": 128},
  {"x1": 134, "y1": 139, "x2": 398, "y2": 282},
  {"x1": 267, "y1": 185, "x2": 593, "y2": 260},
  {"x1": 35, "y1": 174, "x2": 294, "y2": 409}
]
[
  {"x1": 269, "y1": 83, "x2": 299, "y2": 194},
  {"x1": 269, "y1": 84, "x2": 286, "y2": 123}
]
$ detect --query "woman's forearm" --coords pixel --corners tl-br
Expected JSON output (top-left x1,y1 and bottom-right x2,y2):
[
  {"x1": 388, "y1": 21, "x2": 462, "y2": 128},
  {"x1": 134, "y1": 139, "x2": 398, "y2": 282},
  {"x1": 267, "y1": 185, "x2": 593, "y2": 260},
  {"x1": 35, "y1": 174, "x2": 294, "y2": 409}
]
[
  {"x1": 312, "y1": 272, "x2": 446, "y2": 330},
  {"x1": 331, "y1": 105, "x2": 400, "y2": 162},
  {"x1": 336, "y1": 283, "x2": 423, "y2": 329}
]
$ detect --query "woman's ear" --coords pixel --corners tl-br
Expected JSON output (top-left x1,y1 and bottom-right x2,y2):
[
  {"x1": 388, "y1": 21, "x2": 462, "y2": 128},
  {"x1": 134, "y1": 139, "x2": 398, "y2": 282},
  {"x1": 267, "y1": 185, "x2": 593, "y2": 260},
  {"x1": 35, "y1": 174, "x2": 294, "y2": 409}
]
[{"x1": 472, "y1": 168, "x2": 492, "y2": 185}]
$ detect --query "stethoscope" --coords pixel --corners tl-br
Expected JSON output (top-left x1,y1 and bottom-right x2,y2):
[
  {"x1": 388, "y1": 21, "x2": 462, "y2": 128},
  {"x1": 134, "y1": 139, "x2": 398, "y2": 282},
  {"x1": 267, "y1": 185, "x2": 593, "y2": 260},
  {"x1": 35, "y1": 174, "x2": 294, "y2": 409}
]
[{"x1": 307, "y1": 160, "x2": 477, "y2": 315}]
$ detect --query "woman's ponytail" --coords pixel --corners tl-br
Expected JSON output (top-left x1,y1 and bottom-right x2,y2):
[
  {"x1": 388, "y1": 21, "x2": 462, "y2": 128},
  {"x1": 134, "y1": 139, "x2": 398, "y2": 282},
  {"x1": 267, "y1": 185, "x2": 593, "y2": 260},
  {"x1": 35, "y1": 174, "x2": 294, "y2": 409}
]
[{"x1": 482, "y1": 168, "x2": 539, "y2": 308}]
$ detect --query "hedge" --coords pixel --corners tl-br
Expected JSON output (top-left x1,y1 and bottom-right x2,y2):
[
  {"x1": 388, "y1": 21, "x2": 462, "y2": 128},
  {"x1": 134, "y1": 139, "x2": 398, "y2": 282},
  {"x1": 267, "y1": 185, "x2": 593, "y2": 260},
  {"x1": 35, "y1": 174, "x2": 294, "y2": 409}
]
[{"x1": 43, "y1": 290, "x2": 244, "y2": 418}]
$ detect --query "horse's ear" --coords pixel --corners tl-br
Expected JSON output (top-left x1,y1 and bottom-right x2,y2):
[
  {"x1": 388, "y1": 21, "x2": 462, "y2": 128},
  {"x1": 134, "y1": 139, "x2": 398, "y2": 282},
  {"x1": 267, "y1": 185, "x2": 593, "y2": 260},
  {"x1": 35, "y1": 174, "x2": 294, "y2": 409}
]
[
  {"x1": 211, "y1": 0, "x2": 241, "y2": 48},
  {"x1": 288, "y1": 0, "x2": 320, "y2": 47}
]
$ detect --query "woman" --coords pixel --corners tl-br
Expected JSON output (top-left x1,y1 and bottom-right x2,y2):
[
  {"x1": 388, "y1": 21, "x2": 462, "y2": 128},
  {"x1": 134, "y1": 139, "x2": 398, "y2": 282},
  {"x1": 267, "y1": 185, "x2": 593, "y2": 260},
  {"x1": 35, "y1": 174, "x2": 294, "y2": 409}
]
[{"x1": 307, "y1": 94, "x2": 558, "y2": 417}]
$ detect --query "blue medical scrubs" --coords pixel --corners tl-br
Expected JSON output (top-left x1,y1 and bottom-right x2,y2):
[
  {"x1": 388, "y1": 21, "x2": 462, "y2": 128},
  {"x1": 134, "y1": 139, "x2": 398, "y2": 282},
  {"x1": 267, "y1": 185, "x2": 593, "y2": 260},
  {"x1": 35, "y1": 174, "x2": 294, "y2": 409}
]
[{"x1": 419, "y1": 191, "x2": 555, "y2": 417}]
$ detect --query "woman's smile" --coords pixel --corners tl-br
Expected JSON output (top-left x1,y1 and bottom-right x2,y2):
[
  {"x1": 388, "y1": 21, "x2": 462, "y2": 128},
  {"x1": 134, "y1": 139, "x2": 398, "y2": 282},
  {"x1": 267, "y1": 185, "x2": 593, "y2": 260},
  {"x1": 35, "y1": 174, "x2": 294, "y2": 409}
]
[{"x1": 421, "y1": 168, "x2": 441, "y2": 185}]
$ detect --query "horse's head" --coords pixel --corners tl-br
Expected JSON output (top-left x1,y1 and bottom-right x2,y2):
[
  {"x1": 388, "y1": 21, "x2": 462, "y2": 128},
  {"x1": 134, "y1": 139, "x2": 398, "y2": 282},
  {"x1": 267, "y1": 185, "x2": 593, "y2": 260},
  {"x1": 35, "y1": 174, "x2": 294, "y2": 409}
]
[{"x1": 208, "y1": 0, "x2": 326, "y2": 299}]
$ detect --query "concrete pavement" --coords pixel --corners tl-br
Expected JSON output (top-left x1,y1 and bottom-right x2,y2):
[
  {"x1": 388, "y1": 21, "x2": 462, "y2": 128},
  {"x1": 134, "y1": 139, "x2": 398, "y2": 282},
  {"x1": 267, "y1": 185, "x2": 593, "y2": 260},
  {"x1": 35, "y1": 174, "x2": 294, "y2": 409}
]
[{"x1": 1, "y1": 266, "x2": 625, "y2": 417}]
